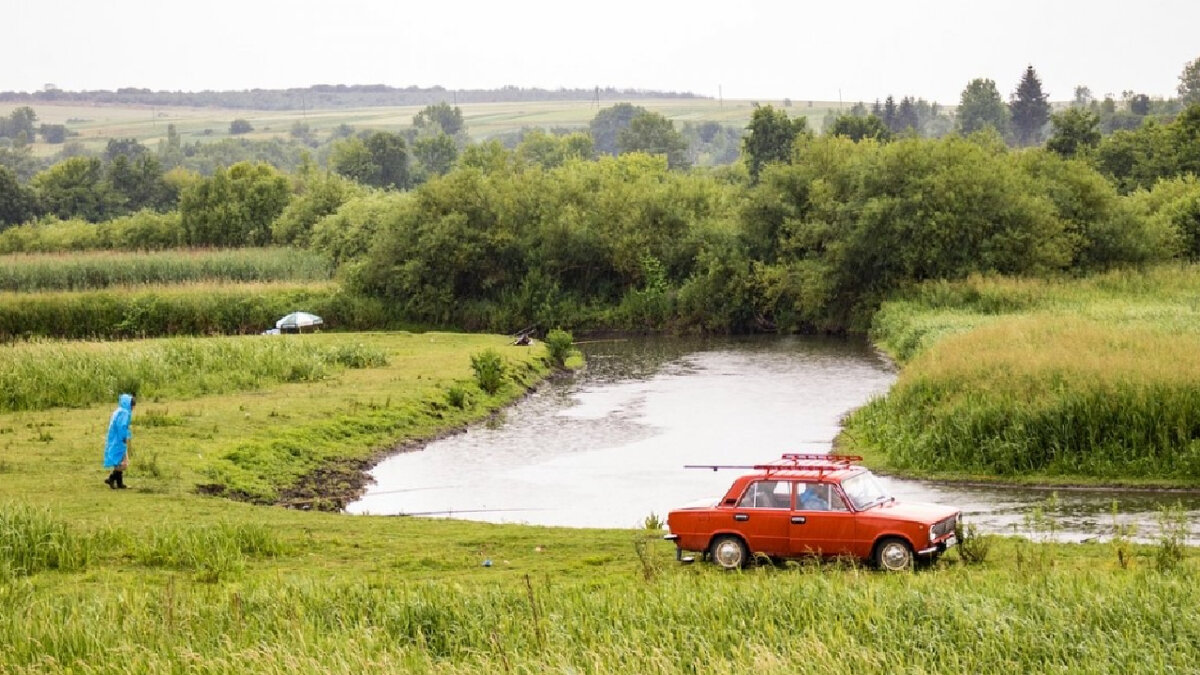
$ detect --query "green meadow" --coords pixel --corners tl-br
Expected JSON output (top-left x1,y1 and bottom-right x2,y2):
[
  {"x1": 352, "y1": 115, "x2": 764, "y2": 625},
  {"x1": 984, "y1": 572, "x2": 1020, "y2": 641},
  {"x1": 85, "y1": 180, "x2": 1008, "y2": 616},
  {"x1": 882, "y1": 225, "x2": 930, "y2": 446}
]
[
  {"x1": 0, "y1": 329, "x2": 1195, "y2": 673},
  {"x1": 844, "y1": 264, "x2": 1200, "y2": 485}
]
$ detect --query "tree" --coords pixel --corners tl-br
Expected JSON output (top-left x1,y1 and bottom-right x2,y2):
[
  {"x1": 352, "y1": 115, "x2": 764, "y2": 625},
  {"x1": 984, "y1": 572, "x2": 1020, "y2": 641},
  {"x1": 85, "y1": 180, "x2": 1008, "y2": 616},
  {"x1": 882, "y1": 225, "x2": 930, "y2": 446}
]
[
  {"x1": 883, "y1": 96, "x2": 897, "y2": 132},
  {"x1": 1046, "y1": 109, "x2": 1101, "y2": 158},
  {"x1": 896, "y1": 97, "x2": 919, "y2": 133},
  {"x1": 1129, "y1": 94, "x2": 1151, "y2": 116},
  {"x1": 365, "y1": 131, "x2": 410, "y2": 189},
  {"x1": 330, "y1": 131, "x2": 409, "y2": 189},
  {"x1": 742, "y1": 105, "x2": 807, "y2": 182},
  {"x1": 412, "y1": 134, "x2": 459, "y2": 179},
  {"x1": 229, "y1": 119, "x2": 254, "y2": 134},
  {"x1": 1072, "y1": 86, "x2": 1094, "y2": 108},
  {"x1": 106, "y1": 153, "x2": 174, "y2": 213},
  {"x1": 179, "y1": 161, "x2": 290, "y2": 246},
  {"x1": 0, "y1": 165, "x2": 38, "y2": 228},
  {"x1": 104, "y1": 138, "x2": 148, "y2": 162},
  {"x1": 589, "y1": 103, "x2": 647, "y2": 156},
  {"x1": 39, "y1": 124, "x2": 67, "y2": 144},
  {"x1": 827, "y1": 114, "x2": 891, "y2": 142},
  {"x1": 957, "y1": 78, "x2": 1010, "y2": 137},
  {"x1": 1179, "y1": 55, "x2": 1200, "y2": 105},
  {"x1": 1010, "y1": 66, "x2": 1051, "y2": 146},
  {"x1": 412, "y1": 102, "x2": 465, "y2": 137},
  {"x1": 329, "y1": 137, "x2": 377, "y2": 185},
  {"x1": 0, "y1": 107, "x2": 37, "y2": 141},
  {"x1": 32, "y1": 156, "x2": 115, "y2": 221},
  {"x1": 618, "y1": 111, "x2": 690, "y2": 170}
]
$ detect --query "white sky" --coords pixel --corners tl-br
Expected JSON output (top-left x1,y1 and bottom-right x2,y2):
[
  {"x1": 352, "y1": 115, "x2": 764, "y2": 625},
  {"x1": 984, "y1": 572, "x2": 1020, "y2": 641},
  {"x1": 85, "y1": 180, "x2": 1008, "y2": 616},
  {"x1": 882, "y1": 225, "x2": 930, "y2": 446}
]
[{"x1": 3, "y1": 0, "x2": 1197, "y2": 104}]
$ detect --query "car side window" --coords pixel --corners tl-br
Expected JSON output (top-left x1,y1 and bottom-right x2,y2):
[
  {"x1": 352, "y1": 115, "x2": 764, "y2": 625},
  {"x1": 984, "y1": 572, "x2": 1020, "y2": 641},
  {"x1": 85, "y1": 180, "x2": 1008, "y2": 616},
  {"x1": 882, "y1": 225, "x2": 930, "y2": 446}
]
[
  {"x1": 797, "y1": 482, "x2": 848, "y2": 512},
  {"x1": 737, "y1": 480, "x2": 788, "y2": 508}
]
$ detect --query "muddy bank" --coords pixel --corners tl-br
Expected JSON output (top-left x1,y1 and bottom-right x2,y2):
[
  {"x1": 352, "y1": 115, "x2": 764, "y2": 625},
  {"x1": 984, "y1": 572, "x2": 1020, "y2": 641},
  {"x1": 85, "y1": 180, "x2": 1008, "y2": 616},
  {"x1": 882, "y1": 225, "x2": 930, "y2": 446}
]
[{"x1": 261, "y1": 368, "x2": 575, "y2": 512}]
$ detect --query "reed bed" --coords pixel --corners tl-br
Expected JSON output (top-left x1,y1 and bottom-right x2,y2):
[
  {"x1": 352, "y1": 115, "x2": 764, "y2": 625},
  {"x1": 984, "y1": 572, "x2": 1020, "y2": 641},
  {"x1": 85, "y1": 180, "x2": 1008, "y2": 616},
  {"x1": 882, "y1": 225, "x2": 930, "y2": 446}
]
[
  {"x1": 0, "y1": 248, "x2": 333, "y2": 291},
  {"x1": 0, "y1": 335, "x2": 388, "y2": 412},
  {"x1": 0, "y1": 563, "x2": 1194, "y2": 673},
  {"x1": 0, "y1": 281, "x2": 408, "y2": 339},
  {"x1": 848, "y1": 264, "x2": 1200, "y2": 481}
]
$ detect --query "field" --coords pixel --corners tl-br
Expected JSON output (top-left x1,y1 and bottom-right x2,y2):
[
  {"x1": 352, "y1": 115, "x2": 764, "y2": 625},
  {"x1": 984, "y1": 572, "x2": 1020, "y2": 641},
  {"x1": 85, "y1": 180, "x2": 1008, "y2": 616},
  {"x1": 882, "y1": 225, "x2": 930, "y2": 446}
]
[
  {"x1": 843, "y1": 264, "x2": 1200, "y2": 485},
  {"x1": 1, "y1": 98, "x2": 844, "y2": 157},
  {"x1": 0, "y1": 329, "x2": 1195, "y2": 673}
]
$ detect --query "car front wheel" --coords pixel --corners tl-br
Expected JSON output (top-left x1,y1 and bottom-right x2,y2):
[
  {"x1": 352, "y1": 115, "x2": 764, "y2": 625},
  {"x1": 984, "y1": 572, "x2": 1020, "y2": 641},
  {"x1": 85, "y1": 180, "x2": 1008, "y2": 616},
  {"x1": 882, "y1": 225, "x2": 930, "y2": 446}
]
[
  {"x1": 709, "y1": 535, "x2": 749, "y2": 570},
  {"x1": 874, "y1": 538, "x2": 914, "y2": 571}
]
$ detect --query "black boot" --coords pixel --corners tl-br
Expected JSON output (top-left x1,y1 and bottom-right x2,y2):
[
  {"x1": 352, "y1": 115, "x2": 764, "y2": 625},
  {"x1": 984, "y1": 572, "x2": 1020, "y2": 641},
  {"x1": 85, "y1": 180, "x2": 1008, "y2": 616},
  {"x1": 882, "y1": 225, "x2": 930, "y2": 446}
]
[
  {"x1": 104, "y1": 471, "x2": 118, "y2": 489},
  {"x1": 114, "y1": 470, "x2": 127, "y2": 489}
]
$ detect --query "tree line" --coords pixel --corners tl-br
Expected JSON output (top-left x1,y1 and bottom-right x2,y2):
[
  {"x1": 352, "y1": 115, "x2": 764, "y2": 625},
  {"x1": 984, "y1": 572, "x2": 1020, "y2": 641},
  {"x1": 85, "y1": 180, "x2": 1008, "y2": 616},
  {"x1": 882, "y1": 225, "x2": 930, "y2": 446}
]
[{"x1": 2, "y1": 56, "x2": 1199, "y2": 334}]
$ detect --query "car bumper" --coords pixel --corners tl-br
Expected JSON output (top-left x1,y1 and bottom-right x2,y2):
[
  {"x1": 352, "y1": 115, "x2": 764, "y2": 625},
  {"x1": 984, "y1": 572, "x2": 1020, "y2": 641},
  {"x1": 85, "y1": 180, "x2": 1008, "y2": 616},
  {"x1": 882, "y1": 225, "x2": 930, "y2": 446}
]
[{"x1": 918, "y1": 534, "x2": 957, "y2": 556}]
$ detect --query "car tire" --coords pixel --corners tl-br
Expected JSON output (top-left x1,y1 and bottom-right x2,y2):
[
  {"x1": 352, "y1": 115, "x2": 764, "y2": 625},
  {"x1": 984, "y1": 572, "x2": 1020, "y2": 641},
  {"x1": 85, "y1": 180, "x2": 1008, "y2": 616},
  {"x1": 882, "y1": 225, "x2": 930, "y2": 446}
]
[
  {"x1": 873, "y1": 537, "x2": 914, "y2": 572},
  {"x1": 709, "y1": 535, "x2": 749, "y2": 570}
]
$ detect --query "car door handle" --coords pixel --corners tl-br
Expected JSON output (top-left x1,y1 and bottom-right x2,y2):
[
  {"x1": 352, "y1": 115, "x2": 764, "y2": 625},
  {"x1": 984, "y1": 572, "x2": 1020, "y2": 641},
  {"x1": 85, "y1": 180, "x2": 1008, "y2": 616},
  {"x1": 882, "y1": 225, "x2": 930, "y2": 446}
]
[
  {"x1": 734, "y1": 514, "x2": 749, "y2": 522},
  {"x1": 791, "y1": 516, "x2": 806, "y2": 524}
]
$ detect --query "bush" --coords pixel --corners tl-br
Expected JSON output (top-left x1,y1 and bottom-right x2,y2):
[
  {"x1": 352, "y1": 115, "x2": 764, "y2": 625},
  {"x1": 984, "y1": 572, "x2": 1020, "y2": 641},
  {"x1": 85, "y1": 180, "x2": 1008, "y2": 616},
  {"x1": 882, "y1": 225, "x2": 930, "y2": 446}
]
[
  {"x1": 544, "y1": 329, "x2": 574, "y2": 367},
  {"x1": 470, "y1": 349, "x2": 507, "y2": 394}
]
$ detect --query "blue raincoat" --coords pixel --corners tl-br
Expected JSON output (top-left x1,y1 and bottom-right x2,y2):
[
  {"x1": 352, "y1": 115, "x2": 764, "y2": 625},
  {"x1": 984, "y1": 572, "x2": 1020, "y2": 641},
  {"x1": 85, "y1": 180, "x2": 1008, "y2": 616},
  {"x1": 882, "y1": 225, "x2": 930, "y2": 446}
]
[{"x1": 103, "y1": 394, "x2": 133, "y2": 469}]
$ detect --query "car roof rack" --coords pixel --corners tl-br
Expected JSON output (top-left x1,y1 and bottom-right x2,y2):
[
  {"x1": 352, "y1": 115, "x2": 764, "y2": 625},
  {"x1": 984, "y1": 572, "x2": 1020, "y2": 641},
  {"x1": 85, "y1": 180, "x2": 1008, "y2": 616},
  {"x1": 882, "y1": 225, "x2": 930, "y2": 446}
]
[{"x1": 685, "y1": 453, "x2": 863, "y2": 473}]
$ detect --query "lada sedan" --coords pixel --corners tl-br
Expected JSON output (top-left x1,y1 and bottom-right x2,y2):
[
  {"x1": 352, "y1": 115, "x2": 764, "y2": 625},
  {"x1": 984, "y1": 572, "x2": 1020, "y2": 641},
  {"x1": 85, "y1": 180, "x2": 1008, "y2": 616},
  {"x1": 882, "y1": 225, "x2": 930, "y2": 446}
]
[{"x1": 665, "y1": 454, "x2": 960, "y2": 571}]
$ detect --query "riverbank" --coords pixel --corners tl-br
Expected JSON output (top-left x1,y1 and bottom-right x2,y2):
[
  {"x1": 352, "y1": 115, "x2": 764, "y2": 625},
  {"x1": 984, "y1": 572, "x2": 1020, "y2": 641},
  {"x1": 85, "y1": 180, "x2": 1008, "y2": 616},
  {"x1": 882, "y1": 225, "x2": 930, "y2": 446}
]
[
  {"x1": 842, "y1": 265, "x2": 1200, "y2": 488},
  {"x1": 2, "y1": 330, "x2": 1197, "y2": 673}
]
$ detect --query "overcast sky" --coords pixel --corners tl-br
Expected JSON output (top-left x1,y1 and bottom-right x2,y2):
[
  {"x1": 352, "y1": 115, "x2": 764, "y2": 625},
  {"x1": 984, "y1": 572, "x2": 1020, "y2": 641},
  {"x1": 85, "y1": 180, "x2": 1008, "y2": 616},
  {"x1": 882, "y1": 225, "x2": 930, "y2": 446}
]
[{"x1": 4, "y1": 0, "x2": 1198, "y2": 104}]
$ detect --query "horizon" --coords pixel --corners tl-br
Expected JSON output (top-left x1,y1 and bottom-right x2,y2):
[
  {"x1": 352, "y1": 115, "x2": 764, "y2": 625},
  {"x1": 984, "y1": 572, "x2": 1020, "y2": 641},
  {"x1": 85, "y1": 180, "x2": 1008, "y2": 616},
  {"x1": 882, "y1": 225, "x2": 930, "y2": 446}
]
[{"x1": 4, "y1": 1, "x2": 1198, "y2": 106}]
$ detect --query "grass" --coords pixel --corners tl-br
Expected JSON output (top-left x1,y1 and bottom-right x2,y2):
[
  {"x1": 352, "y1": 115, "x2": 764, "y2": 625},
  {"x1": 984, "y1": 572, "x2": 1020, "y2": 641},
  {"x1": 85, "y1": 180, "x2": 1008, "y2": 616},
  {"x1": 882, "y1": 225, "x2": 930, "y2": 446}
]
[
  {"x1": 0, "y1": 329, "x2": 1194, "y2": 672},
  {"x1": 843, "y1": 264, "x2": 1200, "y2": 485},
  {"x1": 0, "y1": 248, "x2": 333, "y2": 291},
  {"x1": 0, "y1": 280, "x2": 414, "y2": 339},
  {"x1": 0, "y1": 334, "x2": 387, "y2": 412}
]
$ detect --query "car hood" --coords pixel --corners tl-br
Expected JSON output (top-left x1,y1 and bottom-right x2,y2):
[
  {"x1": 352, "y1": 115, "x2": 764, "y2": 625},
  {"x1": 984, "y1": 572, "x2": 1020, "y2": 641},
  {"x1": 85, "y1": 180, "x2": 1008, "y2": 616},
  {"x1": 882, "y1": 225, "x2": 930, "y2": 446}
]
[{"x1": 860, "y1": 500, "x2": 958, "y2": 523}]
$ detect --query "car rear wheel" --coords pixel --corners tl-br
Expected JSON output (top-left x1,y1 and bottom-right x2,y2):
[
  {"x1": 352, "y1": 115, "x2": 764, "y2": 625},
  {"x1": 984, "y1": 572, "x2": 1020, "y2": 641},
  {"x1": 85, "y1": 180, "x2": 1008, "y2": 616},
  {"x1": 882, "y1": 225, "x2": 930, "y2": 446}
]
[
  {"x1": 874, "y1": 538, "x2": 914, "y2": 571},
  {"x1": 709, "y1": 535, "x2": 748, "y2": 570}
]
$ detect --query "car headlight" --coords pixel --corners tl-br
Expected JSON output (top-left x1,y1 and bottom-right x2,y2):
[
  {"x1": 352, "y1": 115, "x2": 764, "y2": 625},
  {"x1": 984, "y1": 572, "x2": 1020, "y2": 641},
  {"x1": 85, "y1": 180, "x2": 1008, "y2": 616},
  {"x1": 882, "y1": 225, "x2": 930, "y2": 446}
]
[{"x1": 929, "y1": 526, "x2": 937, "y2": 542}]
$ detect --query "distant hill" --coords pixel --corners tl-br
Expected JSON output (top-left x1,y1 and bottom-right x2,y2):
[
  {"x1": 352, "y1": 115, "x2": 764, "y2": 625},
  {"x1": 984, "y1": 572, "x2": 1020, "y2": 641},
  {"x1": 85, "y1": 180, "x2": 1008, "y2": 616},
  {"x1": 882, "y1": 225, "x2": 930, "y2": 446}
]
[{"x1": 0, "y1": 84, "x2": 705, "y2": 110}]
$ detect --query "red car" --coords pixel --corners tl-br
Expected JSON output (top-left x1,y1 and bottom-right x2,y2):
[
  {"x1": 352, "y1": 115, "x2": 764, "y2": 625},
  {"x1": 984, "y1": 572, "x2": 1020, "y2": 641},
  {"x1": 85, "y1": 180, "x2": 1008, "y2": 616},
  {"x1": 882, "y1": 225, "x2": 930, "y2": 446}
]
[{"x1": 665, "y1": 454, "x2": 960, "y2": 571}]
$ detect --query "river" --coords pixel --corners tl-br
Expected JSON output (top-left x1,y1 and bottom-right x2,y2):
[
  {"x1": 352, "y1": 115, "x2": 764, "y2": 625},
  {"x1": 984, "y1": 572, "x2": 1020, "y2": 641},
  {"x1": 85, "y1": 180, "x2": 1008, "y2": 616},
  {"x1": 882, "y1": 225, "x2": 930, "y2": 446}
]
[{"x1": 346, "y1": 336, "x2": 1200, "y2": 543}]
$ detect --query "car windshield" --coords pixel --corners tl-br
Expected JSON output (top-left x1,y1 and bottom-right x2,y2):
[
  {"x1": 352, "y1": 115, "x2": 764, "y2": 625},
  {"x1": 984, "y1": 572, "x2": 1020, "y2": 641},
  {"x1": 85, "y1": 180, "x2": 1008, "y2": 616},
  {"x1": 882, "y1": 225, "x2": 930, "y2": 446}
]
[{"x1": 840, "y1": 471, "x2": 891, "y2": 510}]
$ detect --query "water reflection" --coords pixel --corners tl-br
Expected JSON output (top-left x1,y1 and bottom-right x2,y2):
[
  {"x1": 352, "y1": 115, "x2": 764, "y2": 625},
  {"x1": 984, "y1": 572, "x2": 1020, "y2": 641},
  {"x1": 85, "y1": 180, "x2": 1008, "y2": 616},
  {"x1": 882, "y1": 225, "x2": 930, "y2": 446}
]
[{"x1": 347, "y1": 336, "x2": 1199, "y2": 543}]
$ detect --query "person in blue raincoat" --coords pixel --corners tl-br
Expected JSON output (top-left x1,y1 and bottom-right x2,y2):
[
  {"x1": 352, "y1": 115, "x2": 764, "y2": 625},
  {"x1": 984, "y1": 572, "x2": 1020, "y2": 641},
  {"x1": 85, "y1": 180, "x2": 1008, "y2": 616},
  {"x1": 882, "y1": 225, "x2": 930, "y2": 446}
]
[{"x1": 103, "y1": 394, "x2": 135, "y2": 489}]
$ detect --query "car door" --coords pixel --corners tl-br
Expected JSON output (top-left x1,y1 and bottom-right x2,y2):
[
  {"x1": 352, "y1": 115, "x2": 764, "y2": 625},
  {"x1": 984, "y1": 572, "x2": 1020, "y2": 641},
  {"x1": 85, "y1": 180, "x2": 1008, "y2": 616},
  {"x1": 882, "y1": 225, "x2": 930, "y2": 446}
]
[
  {"x1": 790, "y1": 481, "x2": 856, "y2": 558},
  {"x1": 728, "y1": 480, "x2": 791, "y2": 556}
]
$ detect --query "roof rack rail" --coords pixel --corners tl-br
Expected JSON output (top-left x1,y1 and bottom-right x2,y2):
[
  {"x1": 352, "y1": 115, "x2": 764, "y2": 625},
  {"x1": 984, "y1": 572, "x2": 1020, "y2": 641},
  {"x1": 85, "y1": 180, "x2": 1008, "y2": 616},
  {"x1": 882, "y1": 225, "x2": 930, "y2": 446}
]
[{"x1": 685, "y1": 453, "x2": 863, "y2": 472}]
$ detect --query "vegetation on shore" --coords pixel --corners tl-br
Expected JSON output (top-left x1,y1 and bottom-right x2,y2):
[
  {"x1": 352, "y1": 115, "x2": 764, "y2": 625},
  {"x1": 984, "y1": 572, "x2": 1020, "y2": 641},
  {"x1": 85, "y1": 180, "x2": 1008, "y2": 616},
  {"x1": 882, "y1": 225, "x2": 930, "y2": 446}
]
[
  {"x1": 0, "y1": 247, "x2": 332, "y2": 291},
  {"x1": 0, "y1": 281, "x2": 415, "y2": 339},
  {"x1": 844, "y1": 266, "x2": 1200, "y2": 484}
]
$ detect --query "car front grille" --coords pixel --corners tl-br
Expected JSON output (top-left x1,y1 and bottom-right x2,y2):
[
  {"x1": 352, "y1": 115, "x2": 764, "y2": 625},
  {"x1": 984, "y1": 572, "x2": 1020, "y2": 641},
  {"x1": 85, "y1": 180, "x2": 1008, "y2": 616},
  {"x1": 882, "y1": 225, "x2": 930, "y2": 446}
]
[{"x1": 931, "y1": 515, "x2": 958, "y2": 539}]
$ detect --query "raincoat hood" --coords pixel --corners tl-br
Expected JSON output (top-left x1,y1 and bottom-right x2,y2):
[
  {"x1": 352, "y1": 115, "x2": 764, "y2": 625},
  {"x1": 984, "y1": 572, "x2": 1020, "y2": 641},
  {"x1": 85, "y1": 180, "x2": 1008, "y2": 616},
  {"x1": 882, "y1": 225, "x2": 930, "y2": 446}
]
[{"x1": 103, "y1": 394, "x2": 134, "y2": 468}]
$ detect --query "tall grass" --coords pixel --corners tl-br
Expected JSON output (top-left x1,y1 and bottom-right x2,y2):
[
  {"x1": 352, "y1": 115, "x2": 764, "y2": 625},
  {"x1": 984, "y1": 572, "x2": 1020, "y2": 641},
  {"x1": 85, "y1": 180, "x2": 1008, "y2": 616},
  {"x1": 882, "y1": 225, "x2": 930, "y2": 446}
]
[
  {"x1": 0, "y1": 336, "x2": 388, "y2": 412},
  {"x1": 0, "y1": 564, "x2": 1195, "y2": 672},
  {"x1": 0, "y1": 248, "x2": 333, "y2": 291},
  {"x1": 0, "y1": 282, "x2": 411, "y2": 339},
  {"x1": 848, "y1": 265, "x2": 1200, "y2": 481},
  {"x1": 0, "y1": 502, "x2": 91, "y2": 576}
]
